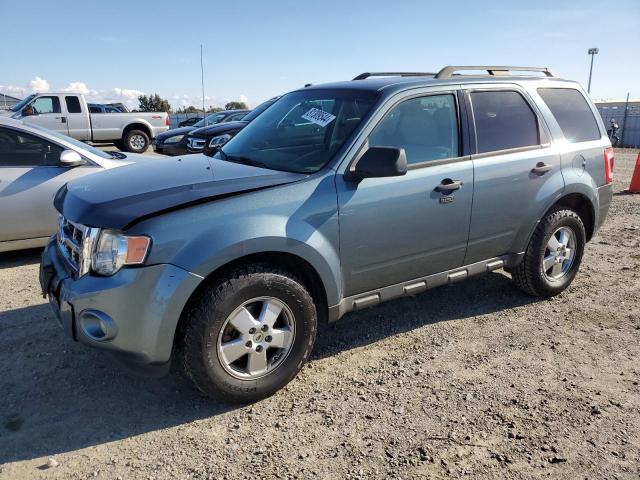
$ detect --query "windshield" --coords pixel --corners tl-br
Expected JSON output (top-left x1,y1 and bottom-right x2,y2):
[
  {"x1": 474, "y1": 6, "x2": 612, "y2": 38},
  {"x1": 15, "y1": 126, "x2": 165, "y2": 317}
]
[
  {"x1": 219, "y1": 89, "x2": 379, "y2": 173},
  {"x1": 241, "y1": 98, "x2": 278, "y2": 123},
  {"x1": 193, "y1": 112, "x2": 227, "y2": 128},
  {"x1": 26, "y1": 123, "x2": 114, "y2": 159},
  {"x1": 10, "y1": 94, "x2": 36, "y2": 112}
]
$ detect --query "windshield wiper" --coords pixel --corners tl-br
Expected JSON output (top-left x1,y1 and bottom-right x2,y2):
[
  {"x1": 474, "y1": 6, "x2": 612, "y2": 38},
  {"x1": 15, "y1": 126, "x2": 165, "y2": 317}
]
[{"x1": 218, "y1": 150, "x2": 268, "y2": 169}]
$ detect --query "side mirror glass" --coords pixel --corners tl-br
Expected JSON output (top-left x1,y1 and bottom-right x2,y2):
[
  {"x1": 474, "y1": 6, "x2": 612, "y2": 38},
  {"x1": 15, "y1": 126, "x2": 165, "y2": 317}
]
[
  {"x1": 60, "y1": 149, "x2": 86, "y2": 168},
  {"x1": 349, "y1": 146, "x2": 407, "y2": 180}
]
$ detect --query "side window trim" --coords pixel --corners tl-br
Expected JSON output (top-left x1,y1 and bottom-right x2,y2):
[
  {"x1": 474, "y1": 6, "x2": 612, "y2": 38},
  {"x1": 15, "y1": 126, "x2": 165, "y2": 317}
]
[
  {"x1": 465, "y1": 87, "x2": 551, "y2": 159},
  {"x1": 352, "y1": 90, "x2": 469, "y2": 172}
]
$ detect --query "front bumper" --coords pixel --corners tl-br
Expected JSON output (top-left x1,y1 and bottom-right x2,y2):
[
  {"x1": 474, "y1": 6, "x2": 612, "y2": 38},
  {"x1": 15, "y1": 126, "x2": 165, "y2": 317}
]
[
  {"x1": 152, "y1": 140, "x2": 189, "y2": 156},
  {"x1": 40, "y1": 238, "x2": 202, "y2": 374}
]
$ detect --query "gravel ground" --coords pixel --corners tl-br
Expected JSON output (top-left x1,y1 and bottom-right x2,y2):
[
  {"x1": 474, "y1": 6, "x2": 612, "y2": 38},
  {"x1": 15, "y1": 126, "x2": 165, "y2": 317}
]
[{"x1": 1, "y1": 150, "x2": 639, "y2": 480}]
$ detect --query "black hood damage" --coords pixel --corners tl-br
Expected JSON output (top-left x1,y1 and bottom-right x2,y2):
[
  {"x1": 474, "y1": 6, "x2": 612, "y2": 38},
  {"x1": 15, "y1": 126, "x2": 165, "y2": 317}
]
[{"x1": 54, "y1": 155, "x2": 306, "y2": 230}]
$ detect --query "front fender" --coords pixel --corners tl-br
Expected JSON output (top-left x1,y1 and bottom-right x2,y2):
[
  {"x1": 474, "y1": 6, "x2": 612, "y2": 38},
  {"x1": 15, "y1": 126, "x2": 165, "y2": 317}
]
[{"x1": 132, "y1": 174, "x2": 343, "y2": 306}]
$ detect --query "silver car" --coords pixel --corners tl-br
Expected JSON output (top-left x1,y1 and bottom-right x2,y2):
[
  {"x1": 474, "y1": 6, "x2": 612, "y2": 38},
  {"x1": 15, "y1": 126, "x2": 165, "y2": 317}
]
[{"x1": 0, "y1": 117, "x2": 143, "y2": 252}]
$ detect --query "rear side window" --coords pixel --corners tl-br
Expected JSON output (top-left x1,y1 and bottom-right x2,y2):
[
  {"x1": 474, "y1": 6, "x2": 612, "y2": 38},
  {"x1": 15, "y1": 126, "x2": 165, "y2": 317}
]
[
  {"x1": 369, "y1": 94, "x2": 459, "y2": 164},
  {"x1": 470, "y1": 91, "x2": 540, "y2": 154},
  {"x1": 537, "y1": 88, "x2": 601, "y2": 142},
  {"x1": 65, "y1": 96, "x2": 82, "y2": 113}
]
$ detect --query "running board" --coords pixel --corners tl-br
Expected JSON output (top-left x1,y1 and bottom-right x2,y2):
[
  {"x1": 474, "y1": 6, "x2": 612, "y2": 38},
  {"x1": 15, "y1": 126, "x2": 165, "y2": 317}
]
[{"x1": 328, "y1": 254, "x2": 523, "y2": 322}]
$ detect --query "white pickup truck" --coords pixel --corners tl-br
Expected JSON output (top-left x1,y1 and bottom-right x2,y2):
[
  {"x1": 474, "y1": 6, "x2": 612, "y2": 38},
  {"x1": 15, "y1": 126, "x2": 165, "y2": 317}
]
[{"x1": 3, "y1": 93, "x2": 170, "y2": 152}]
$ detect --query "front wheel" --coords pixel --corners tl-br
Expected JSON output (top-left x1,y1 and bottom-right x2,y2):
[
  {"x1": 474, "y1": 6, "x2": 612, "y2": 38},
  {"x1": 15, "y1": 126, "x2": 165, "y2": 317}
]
[
  {"x1": 122, "y1": 129, "x2": 150, "y2": 153},
  {"x1": 180, "y1": 264, "x2": 317, "y2": 403},
  {"x1": 511, "y1": 208, "x2": 586, "y2": 297}
]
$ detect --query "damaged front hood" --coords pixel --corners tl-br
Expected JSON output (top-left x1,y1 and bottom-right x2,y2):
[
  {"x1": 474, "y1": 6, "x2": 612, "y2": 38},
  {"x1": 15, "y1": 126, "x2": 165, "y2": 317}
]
[{"x1": 55, "y1": 154, "x2": 306, "y2": 229}]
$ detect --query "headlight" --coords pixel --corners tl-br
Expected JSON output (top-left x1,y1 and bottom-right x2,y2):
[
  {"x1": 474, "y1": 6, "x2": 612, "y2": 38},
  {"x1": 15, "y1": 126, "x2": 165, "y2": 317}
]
[
  {"x1": 91, "y1": 230, "x2": 151, "y2": 276},
  {"x1": 164, "y1": 134, "x2": 184, "y2": 144},
  {"x1": 209, "y1": 133, "x2": 232, "y2": 148}
]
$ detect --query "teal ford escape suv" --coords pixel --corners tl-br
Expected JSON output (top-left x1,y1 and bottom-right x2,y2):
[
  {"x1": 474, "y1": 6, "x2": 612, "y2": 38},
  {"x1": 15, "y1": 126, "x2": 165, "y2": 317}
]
[{"x1": 40, "y1": 66, "x2": 614, "y2": 402}]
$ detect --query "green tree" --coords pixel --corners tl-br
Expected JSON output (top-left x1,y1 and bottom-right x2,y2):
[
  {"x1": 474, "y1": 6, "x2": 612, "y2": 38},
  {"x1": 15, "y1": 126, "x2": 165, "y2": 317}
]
[
  {"x1": 225, "y1": 101, "x2": 248, "y2": 110},
  {"x1": 138, "y1": 93, "x2": 172, "y2": 113}
]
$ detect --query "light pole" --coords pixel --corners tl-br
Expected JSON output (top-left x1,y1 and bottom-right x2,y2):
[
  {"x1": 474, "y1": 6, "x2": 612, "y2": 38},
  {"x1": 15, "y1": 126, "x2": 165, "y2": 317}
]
[{"x1": 587, "y1": 47, "x2": 599, "y2": 94}]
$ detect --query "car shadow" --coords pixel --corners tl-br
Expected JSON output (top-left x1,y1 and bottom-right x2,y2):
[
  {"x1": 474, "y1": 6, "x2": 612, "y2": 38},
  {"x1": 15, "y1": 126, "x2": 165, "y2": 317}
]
[
  {"x1": 0, "y1": 248, "x2": 42, "y2": 269},
  {"x1": 0, "y1": 271, "x2": 537, "y2": 464}
]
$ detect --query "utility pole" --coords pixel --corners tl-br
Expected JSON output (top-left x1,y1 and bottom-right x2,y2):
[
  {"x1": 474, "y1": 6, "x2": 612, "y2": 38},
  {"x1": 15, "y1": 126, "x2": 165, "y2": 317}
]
[
  {"x1": 200, "y1": 44, "x2": 206, "y2": 115},
  {"x1": 587, "y1": 47, "x2": 599, "y2": 94}
]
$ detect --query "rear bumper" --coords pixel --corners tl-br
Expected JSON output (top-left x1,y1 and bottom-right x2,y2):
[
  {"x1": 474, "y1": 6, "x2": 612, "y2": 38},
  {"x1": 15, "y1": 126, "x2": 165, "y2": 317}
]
[
  {"x1": 40, "y1": 238, "x2": 202, "y2": 374},
  {"x1": 594, "y1": 183, "x2": 613, "y2": 235}
]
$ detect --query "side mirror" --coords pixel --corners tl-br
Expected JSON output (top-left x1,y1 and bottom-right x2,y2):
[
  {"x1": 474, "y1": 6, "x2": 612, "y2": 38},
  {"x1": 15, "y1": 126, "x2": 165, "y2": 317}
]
[
  {"x1": 349, "y1": 146, "x2": 407, "y2": 180},
  {"x1": 59, "y1": 150, "x2": 86, "y2": 168}
]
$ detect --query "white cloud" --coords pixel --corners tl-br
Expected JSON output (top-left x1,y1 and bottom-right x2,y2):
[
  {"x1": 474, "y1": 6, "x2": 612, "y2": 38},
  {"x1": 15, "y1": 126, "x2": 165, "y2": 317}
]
[
  {"x1": 0, "y1": 77, "x2": 254, "y2": 111},
  {"x1": 61, "y1": 82, "x2": 98, "y2": 96},
  {"x1": 29, "y1": 77, "x2": 50, "y2": 93}
]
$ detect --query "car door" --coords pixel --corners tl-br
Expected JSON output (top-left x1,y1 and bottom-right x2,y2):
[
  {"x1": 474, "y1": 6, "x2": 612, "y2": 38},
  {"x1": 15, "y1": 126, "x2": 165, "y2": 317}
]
[
  {"x1": 336, "y1": 91, "x2": 474, "y2": 296},
  {"x1": 0, "y1": 126, "x2": 100, "y2": 242},
  {"x1": 63, "y1": 95, "x2": 91, "y2": 141},
  {"x1": 22, "y1": 96, "x2": 69, "y2": 135},
  {"x1": 463, "y1": 86, "x2": 564, "y2": 264}
]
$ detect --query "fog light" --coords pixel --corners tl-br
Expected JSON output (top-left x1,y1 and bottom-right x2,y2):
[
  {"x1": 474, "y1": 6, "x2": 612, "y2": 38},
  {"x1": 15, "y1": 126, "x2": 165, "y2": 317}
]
[{"x1": 79, "y1": 310, "x2": 117, "y2": 341}]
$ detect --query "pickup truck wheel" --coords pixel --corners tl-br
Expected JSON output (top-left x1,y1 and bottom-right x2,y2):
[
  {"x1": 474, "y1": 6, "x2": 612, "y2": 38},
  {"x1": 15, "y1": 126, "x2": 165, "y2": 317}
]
[
  {"x1": 512, "y1": 208, "x2": 585, "y2": 297},
  {"x1": 180, "y1": 264, "x2": 317, "y2": 403},
  {"x1": 123, "y1": 130, "x2": 149, "y2": 153}
]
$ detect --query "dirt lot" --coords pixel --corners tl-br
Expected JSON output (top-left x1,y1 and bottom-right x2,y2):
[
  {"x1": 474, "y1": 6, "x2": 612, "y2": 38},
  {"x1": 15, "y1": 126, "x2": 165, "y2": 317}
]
[{"x1": 1, "y1": 151, "x2": 639, "y2": 480}]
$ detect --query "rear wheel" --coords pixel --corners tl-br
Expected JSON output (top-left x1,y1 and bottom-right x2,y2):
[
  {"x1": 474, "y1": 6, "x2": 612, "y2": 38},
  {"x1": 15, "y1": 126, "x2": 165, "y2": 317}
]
[
  {"x1": 512, "y1": 208, "x2": 586, "y2": 297},
  {"x1": 180, "y1": 264, "x2": 317, "y2": 403},
  {"x1": 123, "y1": 129, "x2": 150, "y2": 153}
]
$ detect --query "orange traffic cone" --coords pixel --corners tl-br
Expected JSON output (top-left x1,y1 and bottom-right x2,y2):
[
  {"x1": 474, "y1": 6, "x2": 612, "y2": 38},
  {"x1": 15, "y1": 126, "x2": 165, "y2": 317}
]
[{"x1": 628, "y1": 152, "x2": 640, "y2": 194}]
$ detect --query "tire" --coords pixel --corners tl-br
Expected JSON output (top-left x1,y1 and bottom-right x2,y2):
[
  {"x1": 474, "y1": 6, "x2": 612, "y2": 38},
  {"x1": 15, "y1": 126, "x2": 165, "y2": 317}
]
[
  {"x1": 113, "y1": 140, "x2": 125, "y2": 151},
  {"x1": 122, "y1": 129, "x2": 150, "y2": 153},
  {"x1": 180, "y1": 264, "x2": 317, "y2": 403},
  {"x1": 512, "y1": 208, "x2": 586, "y2": 297}
]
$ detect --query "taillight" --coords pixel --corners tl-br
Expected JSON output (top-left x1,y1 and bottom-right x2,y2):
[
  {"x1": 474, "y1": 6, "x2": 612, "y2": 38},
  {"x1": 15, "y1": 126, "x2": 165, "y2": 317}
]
[
  {"x1": 165, "y1": 115, "x2": 170, "y2": 126},
  {"x1": 604, "y1": 147, "x2": 614, "y2": 184}
]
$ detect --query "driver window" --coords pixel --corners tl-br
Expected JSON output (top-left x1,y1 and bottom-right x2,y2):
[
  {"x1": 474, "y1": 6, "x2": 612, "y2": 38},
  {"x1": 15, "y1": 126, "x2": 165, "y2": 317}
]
[
  {"x1": 369, "y1": 94, "x2": 459, "y2": 165},
  {"x1": 0, "y1": 127, "x2": 63, "y2": 167},
  {"x1": 29, "y1": 96, "x2": 61, "y2": 115}
]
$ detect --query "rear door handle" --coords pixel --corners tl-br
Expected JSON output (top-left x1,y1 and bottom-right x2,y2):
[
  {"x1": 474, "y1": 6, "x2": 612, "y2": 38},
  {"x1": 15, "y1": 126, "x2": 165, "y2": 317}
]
[
  {"x1": 531, "y1": 162, "x2": 552, "y2": 175},
  {"x1": 434, "y1": 179, "x2": 463, "y2": 192}
]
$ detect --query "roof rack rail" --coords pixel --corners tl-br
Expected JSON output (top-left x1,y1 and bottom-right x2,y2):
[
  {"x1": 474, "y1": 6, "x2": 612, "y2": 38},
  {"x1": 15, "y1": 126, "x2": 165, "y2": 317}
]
[
  {"x1": 435, "y1": 65, "x2": 556, "y2": 79},
  {"x1": 353, "y1": 72, "x2": 436, "y2": 81}
]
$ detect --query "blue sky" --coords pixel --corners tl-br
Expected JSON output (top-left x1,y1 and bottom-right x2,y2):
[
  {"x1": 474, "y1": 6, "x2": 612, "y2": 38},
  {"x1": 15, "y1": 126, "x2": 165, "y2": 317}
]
[{"x1": 1, "y1": 0, "x2": 638, "y2": 109}]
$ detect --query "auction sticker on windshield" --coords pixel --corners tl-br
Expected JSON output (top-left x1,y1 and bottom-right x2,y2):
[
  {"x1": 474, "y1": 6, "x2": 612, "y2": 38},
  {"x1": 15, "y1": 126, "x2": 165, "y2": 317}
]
[{"x1": 301, "y1": 108, "x2": 336, "y2": 128}]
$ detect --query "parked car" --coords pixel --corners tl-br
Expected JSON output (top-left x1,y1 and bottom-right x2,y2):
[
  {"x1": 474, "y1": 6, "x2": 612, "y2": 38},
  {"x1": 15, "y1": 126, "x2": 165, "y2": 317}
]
[
  {"x1": 0, "y1": 117, "x2": 147, "y2": 252},
  {"x1": 152, "y1": 109, "x2": 249, "y2": 156},
  {"x1": 88, "y1": 103, "x2": 127, "y2": 114},
  {"x1": 3, "y1": 93, "x2": 169, "y2": 153},
  {"x1": 41, "y1": 66, "x2": 613, "y2": 403},
  {"x1": 186, "y1": 97, "x2": 279, "y2": 154},
  {"x1": 178, "y1": 117, "x2": 203, "y2": 128}
]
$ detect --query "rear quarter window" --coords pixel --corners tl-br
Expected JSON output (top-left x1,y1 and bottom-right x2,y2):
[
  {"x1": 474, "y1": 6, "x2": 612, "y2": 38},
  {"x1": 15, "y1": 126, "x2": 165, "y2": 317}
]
[{"x1": 537, "y1": 88, "x2": 601, "y2": 142}]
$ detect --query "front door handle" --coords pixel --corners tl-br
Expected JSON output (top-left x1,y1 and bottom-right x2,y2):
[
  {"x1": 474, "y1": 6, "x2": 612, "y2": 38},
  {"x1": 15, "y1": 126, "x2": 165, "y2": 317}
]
[
  {"x1": 531, "y1": 162, "x2": 552, "y2": 176},
  {"x1": 434, "y1": 179, "x2": 463, "y2": 192}
]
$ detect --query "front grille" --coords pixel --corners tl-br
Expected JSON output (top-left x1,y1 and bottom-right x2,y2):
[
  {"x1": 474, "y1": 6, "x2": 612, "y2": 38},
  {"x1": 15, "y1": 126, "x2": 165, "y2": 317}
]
[
  {"x1": 57, "y1": 216, "x2": 99, "y2": 277},
  {"x1": 188, "y1": 137, "x2": 206, "y2": 150}
]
